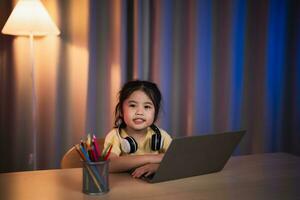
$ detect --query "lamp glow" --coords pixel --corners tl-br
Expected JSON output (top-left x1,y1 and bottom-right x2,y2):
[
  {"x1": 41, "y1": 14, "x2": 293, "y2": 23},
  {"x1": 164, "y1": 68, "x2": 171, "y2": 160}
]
[
  {"x1": 2, "y1": 0, "x2": 60, "y2": 36},
  {"x1": 1, "y1": 0, "x2": 60, "y2": 170}
]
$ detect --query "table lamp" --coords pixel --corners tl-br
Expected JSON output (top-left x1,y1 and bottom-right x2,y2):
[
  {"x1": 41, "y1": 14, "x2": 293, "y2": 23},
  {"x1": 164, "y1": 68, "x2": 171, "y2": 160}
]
[{"x1": 1, "y1": 0, "x2": 60, "y2": 170}]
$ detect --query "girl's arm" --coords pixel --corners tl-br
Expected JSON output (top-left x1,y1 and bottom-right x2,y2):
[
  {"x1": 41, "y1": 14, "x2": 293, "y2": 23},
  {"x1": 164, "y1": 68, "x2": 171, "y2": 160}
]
[{"x1": 108, "y1": 152, "x2": 164, "y2": 173}]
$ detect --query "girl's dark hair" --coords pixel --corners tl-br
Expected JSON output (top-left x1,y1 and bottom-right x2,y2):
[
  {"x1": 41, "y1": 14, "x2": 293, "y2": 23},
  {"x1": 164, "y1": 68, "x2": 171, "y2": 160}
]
[{"x1": 114, "y1": 80, "x2": 162, "y2": 128}]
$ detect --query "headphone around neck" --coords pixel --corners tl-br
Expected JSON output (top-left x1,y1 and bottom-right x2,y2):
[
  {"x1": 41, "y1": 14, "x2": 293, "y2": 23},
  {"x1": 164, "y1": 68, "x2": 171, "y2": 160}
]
[{"x1": 116, "y1": 124, "x2": 164, "y2": 154}]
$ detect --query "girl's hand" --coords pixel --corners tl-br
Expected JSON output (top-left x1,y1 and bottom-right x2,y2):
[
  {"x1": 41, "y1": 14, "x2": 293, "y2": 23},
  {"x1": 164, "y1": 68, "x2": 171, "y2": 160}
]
[{"x1": 131, "y1": 163, "x2": 160, "y2": 178}]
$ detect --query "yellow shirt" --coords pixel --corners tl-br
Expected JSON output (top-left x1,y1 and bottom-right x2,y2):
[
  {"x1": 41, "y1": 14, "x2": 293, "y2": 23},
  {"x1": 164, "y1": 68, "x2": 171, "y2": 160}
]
[{"x1": 104, "y1": 127, "x2": 172, "y2": 156}]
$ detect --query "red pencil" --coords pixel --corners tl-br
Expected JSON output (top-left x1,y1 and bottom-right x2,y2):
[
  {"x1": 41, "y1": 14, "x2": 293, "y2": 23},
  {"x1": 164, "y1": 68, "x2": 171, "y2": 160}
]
[
  {"x1": 91, "y1": 146, "x2": 98, "y2": 162},
  {"x1": 93, "y1": 135, "x2": 101, "y2": 158},
  {"x1": 104, "y1": 144, "x2": 113, "y2": 160}
]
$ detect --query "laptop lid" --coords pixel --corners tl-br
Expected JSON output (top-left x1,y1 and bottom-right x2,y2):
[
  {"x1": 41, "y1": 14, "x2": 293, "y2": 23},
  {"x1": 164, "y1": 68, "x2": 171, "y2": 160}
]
[{"x1": 146, "y1": 130, "x2": 245, "y2": 183}]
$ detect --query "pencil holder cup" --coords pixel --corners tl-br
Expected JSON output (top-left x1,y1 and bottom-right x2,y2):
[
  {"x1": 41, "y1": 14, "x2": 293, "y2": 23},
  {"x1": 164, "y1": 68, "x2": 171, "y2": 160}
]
[{"x1": 82, "y1": 160, "x2": 109, "y2": 195}]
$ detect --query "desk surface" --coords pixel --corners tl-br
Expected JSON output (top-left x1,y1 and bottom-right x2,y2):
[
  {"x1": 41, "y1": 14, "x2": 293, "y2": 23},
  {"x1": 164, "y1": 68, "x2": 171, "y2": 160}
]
[{"x1": 0, "y1": 153, "x2": 300, "y2": 200}]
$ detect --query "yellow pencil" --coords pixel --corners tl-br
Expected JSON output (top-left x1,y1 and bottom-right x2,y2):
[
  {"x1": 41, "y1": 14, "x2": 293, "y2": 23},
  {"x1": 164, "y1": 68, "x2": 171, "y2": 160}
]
[
  {"x1": 84, "y1": 163, "x2": 102, "y2": 191},
  {"x1": 74, "y1": 145, "x2": 102, "y2": 191}
]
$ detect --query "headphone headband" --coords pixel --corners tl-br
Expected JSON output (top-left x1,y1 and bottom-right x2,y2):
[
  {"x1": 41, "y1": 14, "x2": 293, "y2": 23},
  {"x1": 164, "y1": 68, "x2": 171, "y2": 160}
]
[{"x1": 150, "y1": 124, "x2": 161, "y2": 135}]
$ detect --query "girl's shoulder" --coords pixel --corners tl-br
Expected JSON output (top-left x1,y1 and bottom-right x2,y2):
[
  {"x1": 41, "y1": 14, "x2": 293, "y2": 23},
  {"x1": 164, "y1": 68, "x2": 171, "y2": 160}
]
[
  {"x1": 105, "y1": 128, "x2": 119, "y2": 140},
  {"x1": 157, "y1": 127, "x2": 172, "y2": 139}
]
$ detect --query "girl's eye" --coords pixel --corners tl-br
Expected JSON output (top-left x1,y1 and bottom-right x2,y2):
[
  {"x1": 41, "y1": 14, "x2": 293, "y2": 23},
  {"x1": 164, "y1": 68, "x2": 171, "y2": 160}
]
[
  {"x1": 129, "y1": 104, "x2": 136, "y2": 108},
  {"x1": 144, "y1": 105, "x2": 152, "y2": 109}
]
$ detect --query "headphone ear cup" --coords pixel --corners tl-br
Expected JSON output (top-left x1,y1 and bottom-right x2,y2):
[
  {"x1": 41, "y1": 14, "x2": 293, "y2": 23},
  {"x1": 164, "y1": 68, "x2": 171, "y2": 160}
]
[
  {"x1": 120, "y1": 138, "x2": 131, "y2": 154},
  {"x1": 122, "y1": 136, "x2": 138, "y2": 154},
  {"x1": 151, "y1": 133, "x2": 163, "y2": 151}
]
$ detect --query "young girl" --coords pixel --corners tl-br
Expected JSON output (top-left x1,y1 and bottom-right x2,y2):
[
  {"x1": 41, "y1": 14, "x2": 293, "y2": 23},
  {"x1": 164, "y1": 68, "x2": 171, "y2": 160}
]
[{"x1": 104, "y1": 80, "x2": 172, "y2": 178}]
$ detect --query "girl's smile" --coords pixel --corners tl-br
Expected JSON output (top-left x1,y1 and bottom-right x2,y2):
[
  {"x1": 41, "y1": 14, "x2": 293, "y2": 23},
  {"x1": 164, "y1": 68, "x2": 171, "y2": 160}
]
[{"x1": 133, "y1": 118, "x2": 145, "y2": 124}]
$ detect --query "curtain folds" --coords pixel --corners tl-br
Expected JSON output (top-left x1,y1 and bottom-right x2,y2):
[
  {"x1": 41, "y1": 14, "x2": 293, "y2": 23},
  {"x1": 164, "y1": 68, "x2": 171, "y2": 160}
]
[{"x1": 0, "y1": 0, "x2": 299, "y2": 172}]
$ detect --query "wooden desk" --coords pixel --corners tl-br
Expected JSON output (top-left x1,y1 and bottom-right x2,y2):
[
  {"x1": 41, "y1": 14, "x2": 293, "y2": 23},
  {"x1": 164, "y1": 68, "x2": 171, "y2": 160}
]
[{"x1": 0, "y1": 153, "x2": 299, "y2": 200}]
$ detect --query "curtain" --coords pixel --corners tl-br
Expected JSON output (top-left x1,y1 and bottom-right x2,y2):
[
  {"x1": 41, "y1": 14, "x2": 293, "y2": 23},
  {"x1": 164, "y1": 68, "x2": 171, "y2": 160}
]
[{"x1": 0, "y1": 0, "x2": 299, "y2": 172}]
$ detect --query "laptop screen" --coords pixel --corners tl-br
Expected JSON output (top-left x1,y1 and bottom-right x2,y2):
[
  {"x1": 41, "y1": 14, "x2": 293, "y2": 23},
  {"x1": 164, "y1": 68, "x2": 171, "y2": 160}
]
[{"x1": 145, "y1": 130, "x2": 245, "y2": 183}]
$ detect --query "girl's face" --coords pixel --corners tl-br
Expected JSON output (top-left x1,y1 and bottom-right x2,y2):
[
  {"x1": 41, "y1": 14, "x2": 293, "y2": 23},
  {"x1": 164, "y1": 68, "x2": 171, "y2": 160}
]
[{"x1": 122, "y1": 90, "x2": 155, "y2": 133}]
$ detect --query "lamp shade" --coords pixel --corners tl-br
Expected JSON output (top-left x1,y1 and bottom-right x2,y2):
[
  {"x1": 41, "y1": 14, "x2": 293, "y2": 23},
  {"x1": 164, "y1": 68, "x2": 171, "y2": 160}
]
[{"x1": 2, "y1": 0, "x2": 60, "y2": 36}]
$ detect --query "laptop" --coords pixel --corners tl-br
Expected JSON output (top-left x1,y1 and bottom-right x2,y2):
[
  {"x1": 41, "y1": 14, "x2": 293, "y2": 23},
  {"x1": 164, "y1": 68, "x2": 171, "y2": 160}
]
[{"x1": 143, "y1": 130, "x2": 245, "y2": 183}]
